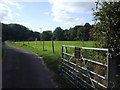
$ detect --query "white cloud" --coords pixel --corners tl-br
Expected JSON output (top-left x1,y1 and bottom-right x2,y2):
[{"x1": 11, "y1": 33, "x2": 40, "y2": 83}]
[
  {"x1": 2, "y1": 0, "x2": 23, "y2": 9},
  {"x1": 15, "y1": 13, "x2": 21, "y2": 17},
  {"x1": 49, "y1": 0, "x2": 95, "y2": 13},
  {"x1": 2, "y1": 0, "x2": 49, "y2": 2},
  {"x1": 0, "y1": 3, "x2": 13, "y2": 20},
  {"x1": 49, "y1": 0, "x2": 95, "y2": 26},
  {"x1": 43, "y1": 12, "x2": 50, "y2": 15},
  {"x1": 0, "y1": 0, "x2": 23, "y2": 21},
  {"x1": 52, "y1": 12, "x2": 85, "y2": 26},
  {"x1": 0, "y1": 0, "x2": 105, "y2": 2}
]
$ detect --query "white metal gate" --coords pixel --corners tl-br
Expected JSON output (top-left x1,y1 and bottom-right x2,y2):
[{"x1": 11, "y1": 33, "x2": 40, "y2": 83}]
[{"x1": 61, "y1": 45, "x2": 118, "y2": 89}]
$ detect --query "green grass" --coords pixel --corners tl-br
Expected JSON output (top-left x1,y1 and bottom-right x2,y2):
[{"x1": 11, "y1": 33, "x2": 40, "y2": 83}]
[
  {"x1": 6, "y1": 41, "x2": 95, "y2": 88},
  {"x1": 7, "y1": 41, "x2": 95, "y2": 71}
]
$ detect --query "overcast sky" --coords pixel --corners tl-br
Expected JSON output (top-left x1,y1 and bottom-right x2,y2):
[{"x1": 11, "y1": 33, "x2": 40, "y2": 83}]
[{"x1": 0, "y1": 0, "x2": 96, "y2": 32}]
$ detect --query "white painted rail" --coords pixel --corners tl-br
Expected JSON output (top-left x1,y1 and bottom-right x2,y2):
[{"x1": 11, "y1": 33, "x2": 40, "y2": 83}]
[{"x1": 61, "y1": 45, "x2": 109, "y2": 89}]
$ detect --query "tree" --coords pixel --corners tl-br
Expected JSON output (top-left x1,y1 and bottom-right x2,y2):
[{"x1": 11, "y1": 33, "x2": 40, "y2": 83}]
[
  {"x1": 92, "y1": 2, "x2": 120, "y2": 48},
  {"x1": 91, "y1": 1, "x2": 120, "y2": 88},
  {"x1": 67, "y1": 24, "x2": 92, "y2": 41},
  {"x1": 53, "y1": 27, "x2": 64, "y2": 41},
  {"x1": 76, "y1": 26, "x2": 85, "y2": 41},
  {"x1": 2, "y1": 23, "x2": 41, "y2": 41},
  {"x1": 69, "y1": 27, "x2": 78, "y2": 41},
  {"x1": 64, "y1": 29, "x2": 70, "y2": 41},
  {"x1": 33, "y1": 32, "x2": 41, "y2": 41},
  {"x1": 84, "y1": 23, "x2": 91, "y2": 41},
  {"x1": 2, "y1": 23, "x2": 14, "y2": 41},
  {"x1": 42, "y1": 31, "x2": 52, "y2": 41}
]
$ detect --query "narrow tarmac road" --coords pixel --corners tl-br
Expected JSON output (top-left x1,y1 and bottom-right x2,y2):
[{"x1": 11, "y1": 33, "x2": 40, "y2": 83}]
[{"x1": 2, "y1": 43, "x2": 55, "y2": 88}]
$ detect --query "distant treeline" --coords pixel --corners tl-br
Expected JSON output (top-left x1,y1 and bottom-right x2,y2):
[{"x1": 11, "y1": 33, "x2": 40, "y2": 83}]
[
  {"x1": 2, "y1": 23, "x2": 40, "y2": 42},
  {"x1": 46, "y1": 23, "x2": 93, "y2": 41},
  {"x1": 2, "y1": 23, "x2": 93, "y2": 42}
]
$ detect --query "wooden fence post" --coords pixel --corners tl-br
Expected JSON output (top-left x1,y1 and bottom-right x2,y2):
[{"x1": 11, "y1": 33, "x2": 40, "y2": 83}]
[
  {"x1": 42, "y1": 41, "x2": 44, "y2": 51},
  {"x1": 74, "y1": 47, "x2": 81, "y2": 59},
  {"x1": 65, "y1": 47, "x2": 68, "y2": 53},
  {"x1": 52, "y1": 41, "x2": 54, "y2": 53},
  {"x1": 108, "y1": 48, "x2": 119, "y2": 89},
  {"x1": 61, "y1": 46, "x2": 64, "y2": 73},
  {"x1": 74, "y1": 47, "x2": 81, "y2": 87},
  {"x1": 62, "y1": 46, "x2": 64, "y2": 59}
]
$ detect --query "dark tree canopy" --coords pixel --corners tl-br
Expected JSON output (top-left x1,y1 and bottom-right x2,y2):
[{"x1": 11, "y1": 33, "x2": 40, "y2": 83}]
[
  {"x1": 53, "y1": 27, "x2": 64, "y2": 41},
  {"x1": 2, "y1": 23, "x2": 40, "y2": 42},
  {"x1": 42, "y1": 31, "x2": 52, "y2": 41},
  {"x1": 2, "y1": 23, "x2": 93, "y2": 42}
]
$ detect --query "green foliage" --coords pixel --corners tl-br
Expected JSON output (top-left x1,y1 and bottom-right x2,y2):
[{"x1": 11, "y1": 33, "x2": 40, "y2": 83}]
[
  {"x1": 7, "y1": 41, "x2": 94, "y2": 72},
  {"x1": 2, "y1": 23, "x2": 40, "y2": 42},
  {"x1": 41, "y1": 23, "x2": 93, "y2": 41},
  {"x1": 2, "y1": 22, "x2": 93, "y2": 42},
  {"x1": 2, "y1": 24, "x2": 14, "y2": 41},
  {"x1": 53, "y1": 27, "x2": 64, "y2": 41},
  {"x1": 91, "y1": 1, "x2": 120, "y2": 88},
  {"x1": 63, "y1": 23, "x2": 92, "y2": 41},
  {"x1": 42, "y1": 31, "x2": 52, "y2": 41},
  {"x1": 63, "y1": 29, "x2": 70, "y2": 41},
  {"x1": 92, "y1": 2, "x2": 120, "y2": 48}
]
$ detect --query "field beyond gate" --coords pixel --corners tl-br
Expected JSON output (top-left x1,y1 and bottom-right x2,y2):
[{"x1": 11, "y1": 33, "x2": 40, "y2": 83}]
[{"x1": 61, "y1": 45, "x2": 113, "y2": 89}]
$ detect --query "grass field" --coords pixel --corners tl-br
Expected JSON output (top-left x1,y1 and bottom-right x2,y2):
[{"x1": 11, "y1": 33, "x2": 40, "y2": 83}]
[
  {"x1": 7, "y1": 41, "x2": 95, "y2": 71},
  {"x1": 7, "y1": 41, "x2": 95, "y2": 88}
]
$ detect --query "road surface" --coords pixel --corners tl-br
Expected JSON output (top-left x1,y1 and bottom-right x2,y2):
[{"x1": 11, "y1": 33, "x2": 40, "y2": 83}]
[{"x1": 2, "y1": 43, "x2": 56, "y2": 88}]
